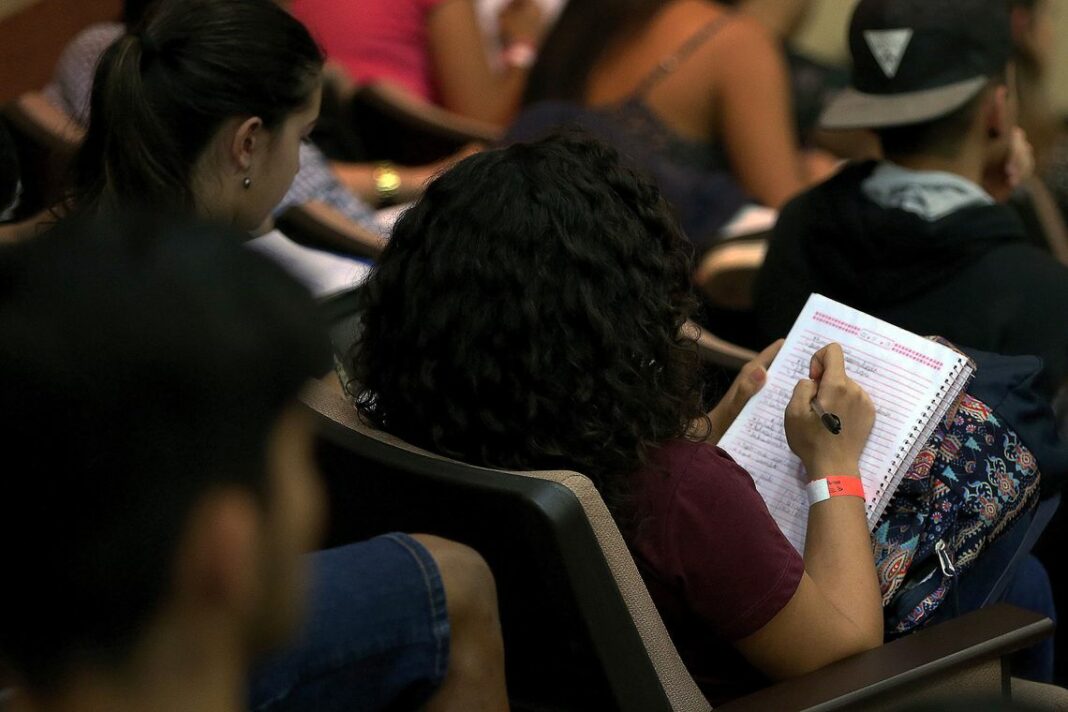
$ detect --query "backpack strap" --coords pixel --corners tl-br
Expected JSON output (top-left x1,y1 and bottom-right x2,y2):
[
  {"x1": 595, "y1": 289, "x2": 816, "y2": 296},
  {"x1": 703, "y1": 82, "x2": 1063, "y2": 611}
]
[{"x1": 628, "y1": 12, "x2": 734, "y2": 101}]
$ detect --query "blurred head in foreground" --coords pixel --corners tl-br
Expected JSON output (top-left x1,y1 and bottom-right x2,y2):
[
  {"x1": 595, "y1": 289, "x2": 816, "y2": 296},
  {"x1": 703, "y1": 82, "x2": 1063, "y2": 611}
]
[{"x1": 0, "y1": 212, "x2": 330, "y2": 707}]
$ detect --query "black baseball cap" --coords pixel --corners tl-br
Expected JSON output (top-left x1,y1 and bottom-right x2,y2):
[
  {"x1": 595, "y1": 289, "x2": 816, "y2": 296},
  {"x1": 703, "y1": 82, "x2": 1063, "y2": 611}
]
[{"x1": 820, "y1": 0, "x2": 1013, "y2": 130}]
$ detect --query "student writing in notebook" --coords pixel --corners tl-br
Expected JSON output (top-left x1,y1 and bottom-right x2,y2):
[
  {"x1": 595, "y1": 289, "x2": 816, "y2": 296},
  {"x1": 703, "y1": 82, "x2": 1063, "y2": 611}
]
[{"x1": 345, "y1": 133, "x2": 883, "y2": 703}]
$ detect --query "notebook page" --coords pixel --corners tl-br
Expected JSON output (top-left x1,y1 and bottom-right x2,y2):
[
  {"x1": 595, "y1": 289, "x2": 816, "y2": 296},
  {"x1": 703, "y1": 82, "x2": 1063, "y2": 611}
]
[{"x1": 717, "y1": 294, "x2": 969, "y2": 553}]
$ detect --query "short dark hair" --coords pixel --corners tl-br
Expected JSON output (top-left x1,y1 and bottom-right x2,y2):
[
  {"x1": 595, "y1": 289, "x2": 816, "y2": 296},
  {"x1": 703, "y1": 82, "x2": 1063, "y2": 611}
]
[
  {"x1": 875, "y1": 72, "x2": 1006, "y2": 159},
  {"x1": 74, "y1": 0, "x2": 324, "y2": 217},
  {"x1": 348, "y1": 132, "x2": 707, "y2": 518},
  {"x1": 0, "y1": 212, "x2": 330, "y2": 689}
]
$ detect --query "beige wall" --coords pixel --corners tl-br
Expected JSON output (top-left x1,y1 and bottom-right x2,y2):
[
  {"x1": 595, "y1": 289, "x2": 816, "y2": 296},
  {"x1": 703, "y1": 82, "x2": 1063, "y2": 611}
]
[
  {"x1": 0, "y1": 0, "x2": 119, "y2": 102},
  {"x1": 790, "y1": 0, "x2": 1068, "y2": 115}
]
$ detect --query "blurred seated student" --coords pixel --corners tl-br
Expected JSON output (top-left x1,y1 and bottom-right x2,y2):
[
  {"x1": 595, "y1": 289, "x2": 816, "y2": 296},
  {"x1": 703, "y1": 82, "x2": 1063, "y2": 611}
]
[
  {"x1": 291, "y1": 0, "x2": 544, "y2": 126},
  {"x1": 0, "y1": 212, "x2": 508, "y2": 711},
  {"x1": 754, "y1": 0, "x2": 1068, "y2": 399},
  {"x1": 31, "y1": 0, "x2": 435, "y2": 254},
  {"x1": 515, "y1": 0, "x2": 834, "y2": 236},
  {"x1": 345, "y1": 132, "x2": 884, "y2": 703}
]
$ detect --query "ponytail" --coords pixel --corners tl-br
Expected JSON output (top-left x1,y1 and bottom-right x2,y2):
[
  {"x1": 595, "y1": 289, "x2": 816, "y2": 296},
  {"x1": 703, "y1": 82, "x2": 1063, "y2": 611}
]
[
  {"x1": 75, "y1": 34, "x2": 194, "y2": 214},
  {"x1": 71, "y1": 0, "x2": 323, "y2": 218}
]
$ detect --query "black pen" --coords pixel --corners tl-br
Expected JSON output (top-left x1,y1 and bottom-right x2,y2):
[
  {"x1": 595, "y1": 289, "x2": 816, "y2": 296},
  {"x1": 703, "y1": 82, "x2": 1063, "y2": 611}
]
[{"x1": 811, "y1": 400, "x2": 842, "y2": 435}]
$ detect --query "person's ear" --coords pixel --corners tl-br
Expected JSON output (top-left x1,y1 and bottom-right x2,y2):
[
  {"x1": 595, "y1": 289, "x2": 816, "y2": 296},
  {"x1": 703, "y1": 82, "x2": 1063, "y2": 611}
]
[
  {"x1": 231, "y1": 117, "x2": 265, "y2": 173},
  {"x1": 173, "y1": 489, "x2": 263, "y2": 621}
]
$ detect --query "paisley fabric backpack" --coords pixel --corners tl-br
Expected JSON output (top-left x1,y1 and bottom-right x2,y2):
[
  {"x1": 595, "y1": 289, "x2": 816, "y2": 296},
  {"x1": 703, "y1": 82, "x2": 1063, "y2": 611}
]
[{"x1": 871, "y1": 346, "x2": 1062, "y2": 637}]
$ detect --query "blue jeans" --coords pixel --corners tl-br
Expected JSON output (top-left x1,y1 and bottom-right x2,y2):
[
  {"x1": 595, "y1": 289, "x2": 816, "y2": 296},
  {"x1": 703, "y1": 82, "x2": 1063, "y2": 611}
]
[{"x1": 249, "y1": 533, "x2": 451, "y2": 711}]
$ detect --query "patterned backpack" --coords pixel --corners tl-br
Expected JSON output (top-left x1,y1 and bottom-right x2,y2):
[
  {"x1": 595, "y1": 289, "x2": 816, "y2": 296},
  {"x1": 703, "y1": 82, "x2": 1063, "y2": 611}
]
[{"x1": 872, "y1": 345, "x2": 1055, "y2": 637}]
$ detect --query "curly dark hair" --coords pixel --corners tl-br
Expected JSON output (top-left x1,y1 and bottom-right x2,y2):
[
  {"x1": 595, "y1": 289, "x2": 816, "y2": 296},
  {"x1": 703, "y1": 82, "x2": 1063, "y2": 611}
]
[{"x1": 348, "y1": 132, "x2": 708, "y2": 518}]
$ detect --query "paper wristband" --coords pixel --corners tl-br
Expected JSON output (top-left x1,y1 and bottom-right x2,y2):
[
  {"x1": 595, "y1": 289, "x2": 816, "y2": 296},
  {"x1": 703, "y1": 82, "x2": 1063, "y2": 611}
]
[{"x1": 806, "y1": 476, "x2": 865, "y2": 506}]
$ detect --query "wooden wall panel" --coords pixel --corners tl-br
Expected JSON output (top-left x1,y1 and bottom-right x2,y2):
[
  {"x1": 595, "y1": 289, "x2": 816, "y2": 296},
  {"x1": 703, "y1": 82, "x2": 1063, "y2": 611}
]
[{"x1": 0, "y1": 0, "x2": 121, "y2": 104}]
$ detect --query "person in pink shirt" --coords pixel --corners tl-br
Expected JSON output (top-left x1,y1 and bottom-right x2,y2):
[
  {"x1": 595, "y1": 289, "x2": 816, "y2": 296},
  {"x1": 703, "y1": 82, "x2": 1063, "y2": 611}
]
[{"x1": 292, "y1": 0, "x2": 544, "y2": 125}]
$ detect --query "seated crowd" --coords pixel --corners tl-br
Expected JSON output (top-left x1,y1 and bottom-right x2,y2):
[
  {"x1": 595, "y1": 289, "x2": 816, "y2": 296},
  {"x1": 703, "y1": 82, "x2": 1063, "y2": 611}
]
[{"x1": 2, "y1": 0, "x2": 1068, "y2": 710}]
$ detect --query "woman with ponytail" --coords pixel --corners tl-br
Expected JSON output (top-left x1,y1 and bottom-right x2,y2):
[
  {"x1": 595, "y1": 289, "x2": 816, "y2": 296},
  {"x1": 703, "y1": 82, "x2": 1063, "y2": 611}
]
[
  {"x1": 71, "y1": 0, "x2": 322, "y2": 231},
  {"x1": 39, "y1": 0, "x2": 481, "y2": 255}
]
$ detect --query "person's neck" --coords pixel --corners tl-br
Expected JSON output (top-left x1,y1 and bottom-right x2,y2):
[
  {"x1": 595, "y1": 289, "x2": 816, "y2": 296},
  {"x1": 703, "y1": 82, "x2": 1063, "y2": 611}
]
[
  {"x1": 885, "y1": 149, "x2": 985, "y2": 188},
  {"x1": 191, "y1": 161, "x2": 238, "y2": 229},
  {"x1": 10, "y1": 616, "x2": 247, "y2": 712}
]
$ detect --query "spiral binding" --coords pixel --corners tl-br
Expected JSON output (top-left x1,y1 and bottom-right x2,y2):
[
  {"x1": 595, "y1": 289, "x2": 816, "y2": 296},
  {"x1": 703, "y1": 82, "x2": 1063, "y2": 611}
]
[{"x1": 865, "y1": 356, "x2": 971, "y2": 522}]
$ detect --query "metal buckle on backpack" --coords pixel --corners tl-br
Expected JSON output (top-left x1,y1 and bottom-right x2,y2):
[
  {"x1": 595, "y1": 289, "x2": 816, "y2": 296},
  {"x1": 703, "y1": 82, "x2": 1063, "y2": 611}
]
[{"x1": 935, "y1": 540, "x2": 959, "y2": 578}]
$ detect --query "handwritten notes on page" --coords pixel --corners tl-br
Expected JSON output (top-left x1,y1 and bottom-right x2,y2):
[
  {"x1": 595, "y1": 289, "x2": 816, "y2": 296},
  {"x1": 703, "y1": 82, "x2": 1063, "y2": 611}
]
[{"x1": 717, "y1": 294, "x2": 972, "y2": 553}]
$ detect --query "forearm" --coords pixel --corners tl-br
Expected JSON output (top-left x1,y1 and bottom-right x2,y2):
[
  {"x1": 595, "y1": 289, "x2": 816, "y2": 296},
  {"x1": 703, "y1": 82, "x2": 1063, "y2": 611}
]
[
  {"x1": 10, "y1": 93, "x2": 84, "y2": 152},
  {"x1": 720, "y1": 39, "x2": 808, "y2": 206},
  {"x1": 429, "y1": 0, "x2": 532, "y2": 126},
  {"x1": 279, "y1": 202, "x2": 386, "y2": 259},
  {"x1": 0, "y1": 210, "x2": 55, "y2": 243},
  {"x1": 803, "y1": 490, "x2": 883, "y2": 647}
]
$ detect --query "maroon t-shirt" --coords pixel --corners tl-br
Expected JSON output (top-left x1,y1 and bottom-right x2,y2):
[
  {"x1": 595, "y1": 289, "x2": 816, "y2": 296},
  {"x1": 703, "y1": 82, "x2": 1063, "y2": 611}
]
[{"x1": 630, "y1": 438, "x2": 805, "y2": 703}]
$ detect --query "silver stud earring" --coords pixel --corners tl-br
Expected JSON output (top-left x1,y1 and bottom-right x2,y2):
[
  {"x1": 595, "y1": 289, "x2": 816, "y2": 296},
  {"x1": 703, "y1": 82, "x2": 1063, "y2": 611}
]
[{"x1": 243, "y1": 176, "x2": 253, "y2": 190}]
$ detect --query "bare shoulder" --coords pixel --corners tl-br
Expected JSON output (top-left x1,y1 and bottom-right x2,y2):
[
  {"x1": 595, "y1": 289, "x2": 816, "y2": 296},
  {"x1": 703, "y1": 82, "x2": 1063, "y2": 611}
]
[
  {"x1": 655, "y1": 2, "x2": 779, "y2": 68},
  {"x1": 713, "y1": 8, "x2": 778, "y2": 55}
]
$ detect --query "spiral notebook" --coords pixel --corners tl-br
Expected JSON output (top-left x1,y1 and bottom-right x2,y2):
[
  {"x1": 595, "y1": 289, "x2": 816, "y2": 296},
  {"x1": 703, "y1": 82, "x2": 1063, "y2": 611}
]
[{"x1": 718, "y1": 294, "x2": 974, "y2": 553}]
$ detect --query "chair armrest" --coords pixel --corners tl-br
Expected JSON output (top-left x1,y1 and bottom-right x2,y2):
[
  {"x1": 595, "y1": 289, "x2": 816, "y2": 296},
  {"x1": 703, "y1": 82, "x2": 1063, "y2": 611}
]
[
  {"x1": 683, "y1": 320, "x2": 758, "y2": 371},
  {"x1": 356, "y1": 81, "x2": 504, "y2": 145},
  {"x1": 694, "y1": 235, "x2": 768, "y2": 311},
  {"x1": 718, "y1": 605, "x2": 1053, "y2": 711}
]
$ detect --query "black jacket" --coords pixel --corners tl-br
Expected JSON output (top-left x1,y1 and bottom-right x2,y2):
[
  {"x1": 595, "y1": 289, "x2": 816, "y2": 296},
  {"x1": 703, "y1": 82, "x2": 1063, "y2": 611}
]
[{"x1": 755, "y1": 161, "x2": 1068, "y2": 397}]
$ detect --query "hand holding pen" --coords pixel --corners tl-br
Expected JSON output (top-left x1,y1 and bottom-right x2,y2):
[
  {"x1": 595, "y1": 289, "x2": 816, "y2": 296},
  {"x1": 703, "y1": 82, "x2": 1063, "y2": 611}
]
[{"x1": 783, "y1": 343, "x2": 876, "y2": 481}]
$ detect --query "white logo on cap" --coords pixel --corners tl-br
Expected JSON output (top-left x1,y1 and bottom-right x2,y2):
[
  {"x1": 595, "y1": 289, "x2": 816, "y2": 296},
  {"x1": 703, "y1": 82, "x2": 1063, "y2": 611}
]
[{"x1": 864, "y1": 28, "x2": 914, "y2": 79}]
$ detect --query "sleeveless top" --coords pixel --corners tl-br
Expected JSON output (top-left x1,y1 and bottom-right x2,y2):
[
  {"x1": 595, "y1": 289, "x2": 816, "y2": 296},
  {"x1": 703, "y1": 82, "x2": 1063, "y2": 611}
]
[
  {"x1": 506, "y1": 13, "x2": 748, "y2": 250},
  {"x1": 611, "y1": 13, "x2": 734, "y2": 174}
]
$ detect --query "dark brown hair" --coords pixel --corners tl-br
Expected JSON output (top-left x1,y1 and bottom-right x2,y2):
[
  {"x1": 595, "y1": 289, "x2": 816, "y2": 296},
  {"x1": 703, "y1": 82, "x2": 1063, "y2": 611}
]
[
  {"x1": 73, "y1": 0, "x2": 323, "y2": 217},
  {"x1": 349, "y1": 132, "x2": 708, "y2": 520}
]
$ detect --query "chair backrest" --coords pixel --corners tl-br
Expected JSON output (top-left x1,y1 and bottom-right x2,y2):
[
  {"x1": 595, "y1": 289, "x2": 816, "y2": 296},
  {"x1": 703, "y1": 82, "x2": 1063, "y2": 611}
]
[
  {"x1": 301, "y1": 378, "x2": 711, "y2": 712},
  {"x1": 694, "y1": 235, "x2": 768, "y2": 312}
]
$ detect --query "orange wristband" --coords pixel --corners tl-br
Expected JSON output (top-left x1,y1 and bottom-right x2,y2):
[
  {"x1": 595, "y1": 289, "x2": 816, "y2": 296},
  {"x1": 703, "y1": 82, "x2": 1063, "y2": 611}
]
[{"x1": 806, "y1": 476, "x2": 865, "y2": 506}]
